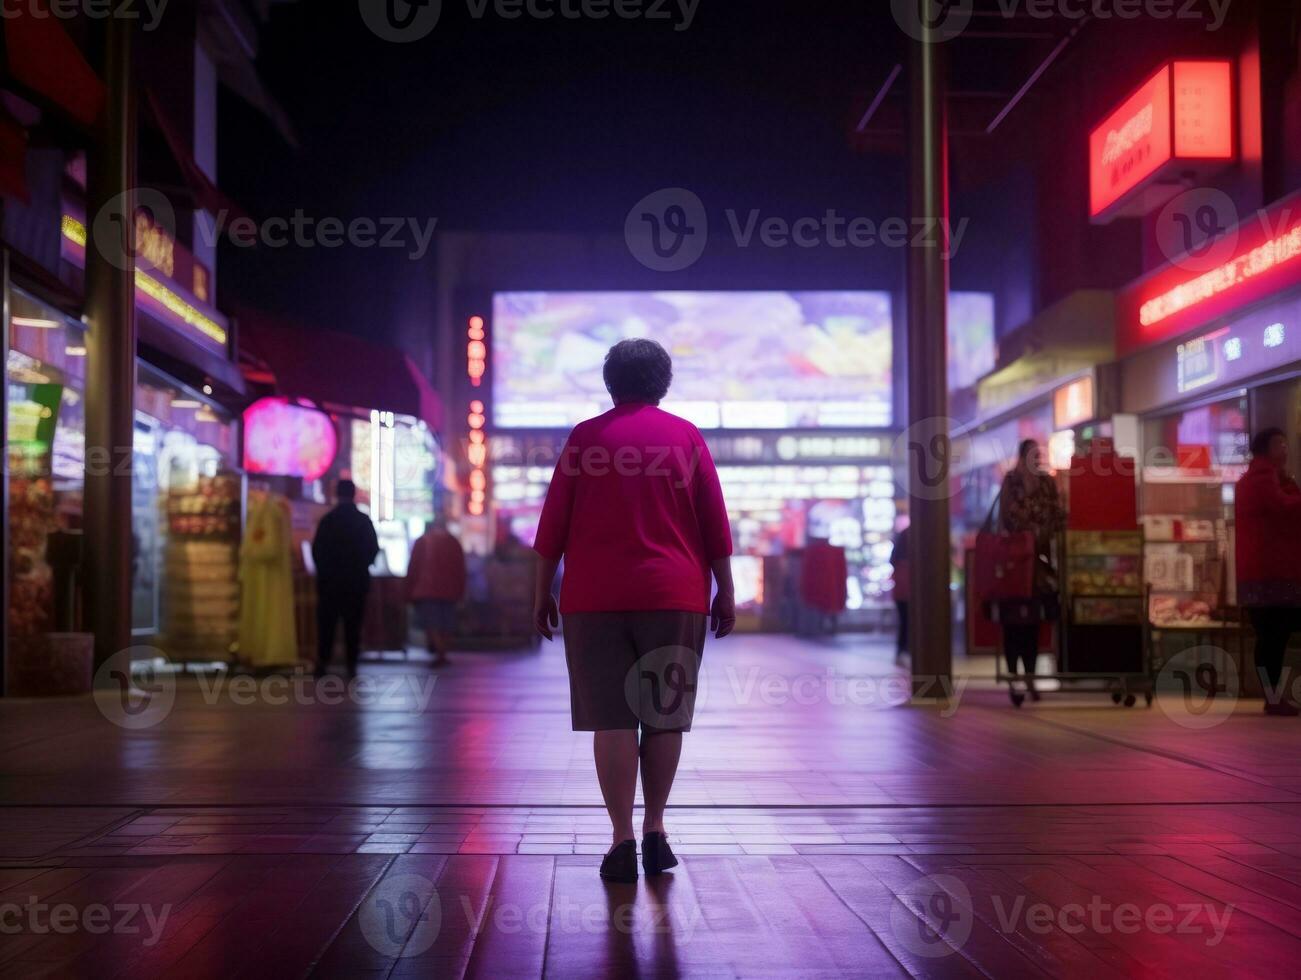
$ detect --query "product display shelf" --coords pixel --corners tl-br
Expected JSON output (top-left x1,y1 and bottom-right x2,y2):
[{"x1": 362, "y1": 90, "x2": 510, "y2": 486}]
[
  {"x1": 161, "y1": 473, "x2": 241, "y2": 663},
  {"x1": 1059, "y1": 528, "x2": 1153, "y2": 707}
]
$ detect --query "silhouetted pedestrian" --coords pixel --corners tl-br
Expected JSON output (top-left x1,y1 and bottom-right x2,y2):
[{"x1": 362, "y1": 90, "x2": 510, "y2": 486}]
[{"x1": 312, "y1": 479, "x2": 380, "y2": 680}]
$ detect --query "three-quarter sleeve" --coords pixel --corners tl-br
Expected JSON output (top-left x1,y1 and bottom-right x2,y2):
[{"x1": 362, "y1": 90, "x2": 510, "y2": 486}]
[
  {"x1": 533, "y1": 436, "x2": 579, "y2": 560},
  {"x1": 693, "y1": 437, "x2": 733, "y2": 560}
]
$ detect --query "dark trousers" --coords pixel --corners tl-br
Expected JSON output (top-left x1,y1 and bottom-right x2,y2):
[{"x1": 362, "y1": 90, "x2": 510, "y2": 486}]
[
  {"x1": 1003, "y1": 623, "x2": 1039, "y2": 676},
  {"x1": 1248, "y1": 607, "x2": 1298, "y2": 692},
  {"x1": 895, "y1": 601, "x2": 909, "y2": 654},
  {"x1": 317, "y1": 584, "x2": 368, "y2": 672}
]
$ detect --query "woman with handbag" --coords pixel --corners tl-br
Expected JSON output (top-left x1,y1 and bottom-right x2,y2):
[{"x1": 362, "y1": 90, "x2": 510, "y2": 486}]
[{"x1": 997, "y1": 439, "x2": 1066, "y2": 701}]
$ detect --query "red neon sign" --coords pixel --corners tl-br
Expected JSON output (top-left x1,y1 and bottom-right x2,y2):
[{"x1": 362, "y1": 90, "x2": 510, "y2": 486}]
[
  {"x1": 1117, "y1": 192, "x2": 1301, "y2": 356},
  {"x1": 1089, "y1": 61, "x2": 1233, "y2": 222}
]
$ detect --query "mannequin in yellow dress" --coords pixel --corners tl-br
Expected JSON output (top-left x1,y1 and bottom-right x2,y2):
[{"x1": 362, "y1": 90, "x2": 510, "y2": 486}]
[{"x1": 238, "y1": 490, "x2": 298, "y2": 668}]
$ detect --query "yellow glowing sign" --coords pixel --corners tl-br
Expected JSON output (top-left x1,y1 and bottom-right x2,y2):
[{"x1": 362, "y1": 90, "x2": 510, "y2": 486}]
[{"x1": 61, "y1": 216, "x2": 228, "y2": 349}]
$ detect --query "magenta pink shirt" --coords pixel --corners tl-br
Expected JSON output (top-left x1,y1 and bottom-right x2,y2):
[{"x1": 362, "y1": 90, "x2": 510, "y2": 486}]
[{"x1": 533, "y1": 403, "x2": 733, "y2": 614}]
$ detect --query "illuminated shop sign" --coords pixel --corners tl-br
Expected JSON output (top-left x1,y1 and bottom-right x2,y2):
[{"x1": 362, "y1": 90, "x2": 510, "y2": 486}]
[
  {"x1": 1176, "y1": 328, "x2": 1226, "y2": 393},
  {"x1": 60, "y1": 214, "x2": 229, "y2": 355},
  {"x1": 1089, "y1": 60, "x2": 1234, "y2": 222},
  {"x1": 466, "y1": 315, "x2": 489, "y2": 517},
  {"x1": 1176, "y1": 320, "x2": 1297, "y2": 395},
  {"x1": 1053, "y1": 376, "x2": 1095, "y2": 429},
  {"x1": 243, "y1": 397, "x2": 338, "y2": 480},
  {"x1": 1121, "y1": 293, "x2": 1301, "y2": 415},
  {"x1": 1117, "y1": 192, "x2": 1301, "y2": 355},
  {"x1": 467, "y1": 315, "x2": 486, "y2": 388}
]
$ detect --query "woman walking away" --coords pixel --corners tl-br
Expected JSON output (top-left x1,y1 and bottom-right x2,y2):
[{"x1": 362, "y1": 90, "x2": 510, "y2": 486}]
[
  {"x1": 406, "y1": 518, "x2": 466, "y2": 667},
  {"x1": 1236, "y1": 427, "x2": 1301, "y2": 716},
  {"x1": 532, "y1": 338, "x2": 735, "y2": 883},
  {"x1": 998, "y1": 439, "x2": 1065, "y2": 702}
]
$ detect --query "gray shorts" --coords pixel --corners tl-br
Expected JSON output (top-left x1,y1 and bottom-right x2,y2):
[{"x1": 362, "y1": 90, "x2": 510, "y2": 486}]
[
  {"x1": 561, "y1": 610, "x2": 708, "y2": 733},
  {"x1": 414, "y1": 599, "x2": 457, "y2": 633}
]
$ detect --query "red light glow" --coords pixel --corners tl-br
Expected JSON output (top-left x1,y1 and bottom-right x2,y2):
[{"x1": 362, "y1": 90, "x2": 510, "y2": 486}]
[
  {"x1": 1089, "y1": 60, "x2": 1234, "y2": 220},
  {"x1": 1090, "y1": 66, "x2": 1171, "y2": 218},
  {"x1": 1140, "y1": 223, "x2": 1301, "y2": 329}
]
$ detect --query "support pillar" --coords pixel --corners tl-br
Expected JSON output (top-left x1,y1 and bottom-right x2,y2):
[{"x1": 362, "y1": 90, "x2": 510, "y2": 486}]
[
  {"x1": 906, "y1": 5, "x2": 953, "y2": 700},
  {"x1": 84, "y1": 17, "x2": 137, "y2": 669}
]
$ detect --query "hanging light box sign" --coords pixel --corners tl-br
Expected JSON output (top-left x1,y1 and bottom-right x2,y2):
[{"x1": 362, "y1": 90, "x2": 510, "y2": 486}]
[{"x1": 1089, "y1": 60, "x2": 1235, "y2": 224}]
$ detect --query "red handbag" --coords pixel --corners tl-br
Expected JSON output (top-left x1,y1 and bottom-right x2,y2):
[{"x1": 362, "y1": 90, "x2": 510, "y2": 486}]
[{"x1": 972, "y1": 491, "x2": 1036, "y2": 603}]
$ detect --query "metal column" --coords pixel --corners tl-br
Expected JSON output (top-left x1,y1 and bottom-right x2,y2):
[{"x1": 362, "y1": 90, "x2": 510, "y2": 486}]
[
  {"x1": 906, "y1": 6, "x2": 953, "y2": 700},
  {"x1": 1, "y1": 250, "x2": 10, "y2": 696},
  {"x1": 83, "y1": 18, "x2": 137, "y2": 670}
]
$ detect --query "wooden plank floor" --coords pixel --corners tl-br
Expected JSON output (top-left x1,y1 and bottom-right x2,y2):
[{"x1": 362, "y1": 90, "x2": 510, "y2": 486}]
[{"x1": 2, "y1": 634, "x2": 1300, "y2": 977}]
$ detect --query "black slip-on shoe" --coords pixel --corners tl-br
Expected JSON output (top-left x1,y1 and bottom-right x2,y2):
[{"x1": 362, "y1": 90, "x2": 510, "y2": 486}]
[
  {"x1": 642, "y1": 831, "x2": 678, "y2": 875},
  {"x1": 600, "y1": 840, "x2": 638, "y2": 883}
]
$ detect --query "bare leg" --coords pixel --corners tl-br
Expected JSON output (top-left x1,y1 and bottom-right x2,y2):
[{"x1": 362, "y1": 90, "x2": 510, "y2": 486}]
[
  {"x1": 594, "y1": 730, "x2": 639, "y2": 845},
  {"x1": 430, "y1": 630, "x2": 450, "y2": 666},
  {"x1": 639, "y1": 731, "x2": 682, "y2": 835}
]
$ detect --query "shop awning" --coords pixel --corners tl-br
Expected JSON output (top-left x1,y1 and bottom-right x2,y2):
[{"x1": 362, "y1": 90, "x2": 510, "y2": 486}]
[
  {"x1": 2, "y1": 3, "x2": 105, "y2": 129},
  {"x1": 237, "y1": 311, "x2": 443, "y2": 431},
  {"x1": 975, "y1": 290, "x2": 1117, "y2": 419}
]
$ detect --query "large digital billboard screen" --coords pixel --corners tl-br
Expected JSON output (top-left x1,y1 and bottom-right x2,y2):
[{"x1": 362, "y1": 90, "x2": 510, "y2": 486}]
[
  {"x1": 492, "y1": 291, "x2": 893, "y2": 429},
  {"x1": 948, "y1": 291, "x2": 995, "y2": 391}
]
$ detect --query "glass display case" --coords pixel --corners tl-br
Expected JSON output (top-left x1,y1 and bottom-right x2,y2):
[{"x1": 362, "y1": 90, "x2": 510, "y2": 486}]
[{"x1": 1063, "y1": 529, "x2": 1146, "y2": 672}]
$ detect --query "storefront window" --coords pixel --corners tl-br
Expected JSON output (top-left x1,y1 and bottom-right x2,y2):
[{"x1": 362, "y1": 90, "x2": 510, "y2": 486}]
[
  {"x1": 1140, "y1": 395, "x2": 1247, "y2": 628},
  {"x1": 6, "y1": 290, "x2": 86, "y2": 639},
  {"x1": 133, "y1": 366, "x2": 240, "y2": 660},
  {"x1": 349, "y1": 412, "x2": 438, "y2": 575}
]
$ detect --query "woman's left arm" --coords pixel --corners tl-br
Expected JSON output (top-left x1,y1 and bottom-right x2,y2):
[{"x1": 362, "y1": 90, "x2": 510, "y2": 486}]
[{"x1": 532, "y1": 435, "x2": 579, "y2": 640}]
